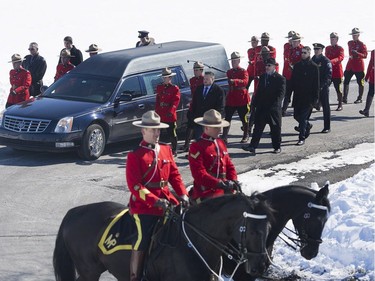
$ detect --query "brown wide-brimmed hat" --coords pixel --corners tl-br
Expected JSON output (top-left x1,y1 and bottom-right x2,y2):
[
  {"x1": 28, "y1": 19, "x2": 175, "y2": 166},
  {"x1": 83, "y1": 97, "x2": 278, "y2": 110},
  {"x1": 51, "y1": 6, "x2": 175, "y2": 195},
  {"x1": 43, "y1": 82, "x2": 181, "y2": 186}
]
[
  {"x1": 193, "y1": 61, "x2": 204, "y2": 69},
  {"x1": 194, "y1": 109, "x2": 230, "y2": 128},
  {"x1": 248, "y1": 35, "x2": 259, "y2": 42},
  {"x1": 159, "y1": 67, "x2": 176, "y2": 77},
  {"x1": 291, "y1": 33, "x2": 303, "y2": 41},
  {"x1": 330, "y1": 32, "x2": 339, "y2": 38},
  {"x1": 8, "y1": 54, "x2": 24, "y2": 63},
  {"x1": 349, "y1": 27, "x2": 362, "y2": 35},
  {"x1": 228, "y1": 51, "x2": 243, "y2": 60},
  {"x1": 261, "y1": 32, "x2": 271, "y2": 40},
  {"x1": 132, "y1": 111, "x2": 169, "y2": 128},
  {"x1": 257, "y1": 46, "x2": 274, "y2": 55},
  {"x1": 59, "y1": 49, "x2": 75, "y2": 58},
  {"x1": 85, "y1": 44, "x2": 102, "y2": 53},
  {"x1": 285, "y1": 30, "x2": 296, "y2": 39}
]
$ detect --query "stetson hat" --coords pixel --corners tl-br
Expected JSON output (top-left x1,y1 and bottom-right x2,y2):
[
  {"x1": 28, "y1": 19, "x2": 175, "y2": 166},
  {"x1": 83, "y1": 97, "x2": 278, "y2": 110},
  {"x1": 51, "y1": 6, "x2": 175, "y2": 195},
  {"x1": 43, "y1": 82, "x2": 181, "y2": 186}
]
[
  {"x1": 132, "y1": 111, "x2": 169, "y2": 128},
  {"x1": 194, "y1": 109, "x2": 230, "y2": 128},
  {"x1": 258, "y1": 46, "x2": 274, "y2": 55},
  {"x1": 285, "y1": 30, "x2": 296, "y2": 39},
  {"x1": 160, "y1": 67, "x2": 176, "y2": 77},
  {"x1": 313, "y1": 43, "x2": 325, "y2": 49},
  {"x1": 291, "y1": 33, "x2": 303, "y2": 41},
  {"x1": 248, "y1": 35, "x2": 259, "y2": 42},
  {"x1": 8, "y1": 54, "x2": 24, "y2": 63},
  {"x1": 85, "y1": 44, "x2": 102, "y2": 53},
  {"x1": 193, "y1": 61, "x2": 204, "y2": 69},
  {"x1": 349, "y1": 27, "x2": 362, "y2": 35},
  {"x1": 261, "y1": 32, "x2": 270, "y2": 40},
  {"x1": 228, "y1": 51, "x2": 243, "y2": 60},
  {"x1": 330, "y1": 32, "x2": 339, "y2": 38},
  {"x1": 59, "y1": 49, "x2": 74, "y2": 58}
]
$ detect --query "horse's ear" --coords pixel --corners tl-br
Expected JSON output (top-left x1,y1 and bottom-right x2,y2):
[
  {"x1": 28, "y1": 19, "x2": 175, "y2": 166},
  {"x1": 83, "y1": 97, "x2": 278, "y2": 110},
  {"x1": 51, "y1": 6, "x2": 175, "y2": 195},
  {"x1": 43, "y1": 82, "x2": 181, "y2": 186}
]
[{"x1": 316, "y1": 182, "x2": 329, "y2": 203}]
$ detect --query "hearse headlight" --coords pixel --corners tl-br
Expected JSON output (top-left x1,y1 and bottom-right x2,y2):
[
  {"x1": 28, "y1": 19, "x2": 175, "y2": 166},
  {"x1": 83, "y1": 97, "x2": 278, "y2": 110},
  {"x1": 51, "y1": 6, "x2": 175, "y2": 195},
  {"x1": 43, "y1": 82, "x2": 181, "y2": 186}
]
[{"x1": 55, "y1": 117, "x2": 73, "y2": 133}]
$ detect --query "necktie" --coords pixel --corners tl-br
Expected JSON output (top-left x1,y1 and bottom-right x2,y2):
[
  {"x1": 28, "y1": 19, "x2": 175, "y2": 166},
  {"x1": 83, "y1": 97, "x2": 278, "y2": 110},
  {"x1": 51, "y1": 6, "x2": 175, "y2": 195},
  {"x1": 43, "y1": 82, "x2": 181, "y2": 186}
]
[{"x1": 203, "y1": 87, "x2": 209, "y2": 98}]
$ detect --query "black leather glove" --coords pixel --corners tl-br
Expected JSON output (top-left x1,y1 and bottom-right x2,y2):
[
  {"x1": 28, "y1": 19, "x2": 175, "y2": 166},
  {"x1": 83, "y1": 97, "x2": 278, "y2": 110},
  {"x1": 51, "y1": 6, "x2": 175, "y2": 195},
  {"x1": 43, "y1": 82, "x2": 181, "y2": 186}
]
[
  {"x1": 154, "y1": 199, "x2": 169, "y2": 211},
  {"x1": 180, "y1": 194, "x2": 190, "y2": 208},
  {"x1": 217, "y1": 180, "x2": 234, "y2": 193},
  {"x1": 232, "y1": 180, "x2": 243, "y2": 193}
]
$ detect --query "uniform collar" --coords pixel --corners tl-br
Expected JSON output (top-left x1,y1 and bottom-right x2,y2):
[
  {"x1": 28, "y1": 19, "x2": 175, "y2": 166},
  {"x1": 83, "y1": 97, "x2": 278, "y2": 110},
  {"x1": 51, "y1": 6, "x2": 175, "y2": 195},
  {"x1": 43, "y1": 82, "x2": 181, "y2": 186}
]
[
  {"x1": 200, "y1": 133, "x2": 216, "y2": 141},
  {"x1": 140, "y1": 140, "x2": 156, "y2": 149}
]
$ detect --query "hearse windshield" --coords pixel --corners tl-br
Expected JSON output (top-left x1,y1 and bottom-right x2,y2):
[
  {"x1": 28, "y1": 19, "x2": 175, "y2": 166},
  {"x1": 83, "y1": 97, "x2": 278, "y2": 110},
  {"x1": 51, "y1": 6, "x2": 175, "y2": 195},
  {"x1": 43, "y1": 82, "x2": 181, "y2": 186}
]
[{"x1": 42, "y1": 74, "x2": 118, "y2": 103}]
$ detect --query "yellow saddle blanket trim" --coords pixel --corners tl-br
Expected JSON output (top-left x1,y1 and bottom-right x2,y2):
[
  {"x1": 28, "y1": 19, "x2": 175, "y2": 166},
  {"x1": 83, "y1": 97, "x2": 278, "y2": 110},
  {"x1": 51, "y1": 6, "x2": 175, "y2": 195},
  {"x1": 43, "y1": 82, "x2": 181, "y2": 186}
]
[{"x1": 98, "y1": 208, "x2": 132, "y2": 255}]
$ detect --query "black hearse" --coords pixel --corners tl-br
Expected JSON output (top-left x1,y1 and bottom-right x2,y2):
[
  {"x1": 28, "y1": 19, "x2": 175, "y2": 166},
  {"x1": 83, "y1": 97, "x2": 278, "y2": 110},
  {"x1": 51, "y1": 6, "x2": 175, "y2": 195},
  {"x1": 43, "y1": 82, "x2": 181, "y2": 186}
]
[{"x1": 0, "y1": 41, "x2": 230, "y2": 160}]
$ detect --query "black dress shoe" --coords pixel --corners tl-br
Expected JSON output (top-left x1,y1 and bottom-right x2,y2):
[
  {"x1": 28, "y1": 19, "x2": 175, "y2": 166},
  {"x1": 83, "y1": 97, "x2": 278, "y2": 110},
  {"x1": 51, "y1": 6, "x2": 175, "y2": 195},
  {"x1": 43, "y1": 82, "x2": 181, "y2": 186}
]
[
  {"x1": 296, "y1": 140, "x2": 305, "y2": 146},
  {"x1": 273, "y1": 148, "x2": 281, "y2": 154},
  {"x1": 359, "y1": 110, "x2": 369, "y2": 117},
  {"x1": 321, "y1": 129, "x2": 331, "y2": 133},
  {"x1": 294, "y1": 126, "x2": 300, "y2": 132},
  {"x1": 336, "y1": 106, "x2": 343, "y2": 111},
  {"x1": 354, "y1": 99, "x2": 362, "y2": 104},
  {"x1": 242, "y1": 145, "x2": 256, "y2": 154}
]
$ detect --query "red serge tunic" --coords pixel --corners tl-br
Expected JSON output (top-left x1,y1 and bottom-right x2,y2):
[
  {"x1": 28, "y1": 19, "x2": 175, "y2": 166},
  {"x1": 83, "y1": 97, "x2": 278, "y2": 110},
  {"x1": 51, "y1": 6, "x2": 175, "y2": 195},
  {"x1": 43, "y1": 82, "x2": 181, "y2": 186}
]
[
  {"x1": 54, "y1": 62, "x2": 74, "y2": 81},
  {"x1": 155, "y1": 83, "x2": 181, "y2": 122},
  {"x1": 126, "y1": 141, "x2": 188, "y2": 216},
  {"x1": 325, "y1": 45, "x2": 345, "y2": 79},
  {"x1": 188, "y1": 75, "x2": 204, "y2": 112},
  {"x1": 226, "y1": 67, "x2": 250, "y2": 107},
  {"x1": 188, "y1": 134, "x2": 237, "y2": 200},
  {"x1": 247, "y1": 47, "x2": 257, "y2": 78},
  {"x1": 285, "y1": 44, "x2": 304, "y2": 80},
  {"x1": 365, "y1": 50, "x2": 374, "y2": 84},
  {"x1": 282, "y1": 42, "x2": 292, "y2": 79},
  {"x1": 345, "y1": 40, "x2": 368, "y2": 72},
  {"x1": 7, "y1": 66, "x2": 32, "y2": 105}
]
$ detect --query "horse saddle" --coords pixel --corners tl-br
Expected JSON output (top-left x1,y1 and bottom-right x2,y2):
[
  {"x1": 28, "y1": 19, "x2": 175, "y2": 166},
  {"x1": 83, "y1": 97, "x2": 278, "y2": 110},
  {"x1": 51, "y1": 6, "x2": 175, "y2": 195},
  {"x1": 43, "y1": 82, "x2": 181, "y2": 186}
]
[{"x1": 98, "y1": 208, "x2": 137, "y2": 255}]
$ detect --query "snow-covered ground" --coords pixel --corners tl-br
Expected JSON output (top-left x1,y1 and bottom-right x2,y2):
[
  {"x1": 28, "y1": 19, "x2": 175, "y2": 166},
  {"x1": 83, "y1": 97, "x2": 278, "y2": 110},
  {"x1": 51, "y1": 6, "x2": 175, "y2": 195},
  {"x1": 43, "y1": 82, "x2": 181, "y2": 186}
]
[
  {"x1": 237, "y1": 143, "x2": 375, "y2": 281},
  {"x1": 0, "y1": 1, "x2": 374, "y2": 280}
]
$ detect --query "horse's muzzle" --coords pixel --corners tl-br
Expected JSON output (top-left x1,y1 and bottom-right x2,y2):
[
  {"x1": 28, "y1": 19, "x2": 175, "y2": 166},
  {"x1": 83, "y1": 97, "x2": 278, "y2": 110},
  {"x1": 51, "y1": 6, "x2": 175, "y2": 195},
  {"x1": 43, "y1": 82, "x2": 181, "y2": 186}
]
[{"x1": 244, "y1": 252, "x2": 268, "y2": 276}]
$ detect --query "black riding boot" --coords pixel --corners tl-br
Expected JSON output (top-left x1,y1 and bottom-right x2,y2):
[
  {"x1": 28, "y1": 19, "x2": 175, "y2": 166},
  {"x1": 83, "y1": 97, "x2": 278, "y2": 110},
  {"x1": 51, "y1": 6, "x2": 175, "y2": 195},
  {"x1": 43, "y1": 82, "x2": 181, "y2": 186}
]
[
  {"x1": 359, "y1": 95, "x2": 374, "y2": 117},
  {"x1": 343, "y1": 84, "x2": 349, "y2": 104},
  {"x1": 182, "y1": 128, "x2": 194, "y2": 152},
  {"x1": 354, "y1": 85, "x2": 364, "y2": 104},
  {"x1": 130, "y1": 250, "x2": 145, "y2": 281},
  {"x1": 240, "y1": 122, "x2": 249, "y2": 143},
  {"x1": 221, "y1": 126, "x2": 230, "y2": 144}
]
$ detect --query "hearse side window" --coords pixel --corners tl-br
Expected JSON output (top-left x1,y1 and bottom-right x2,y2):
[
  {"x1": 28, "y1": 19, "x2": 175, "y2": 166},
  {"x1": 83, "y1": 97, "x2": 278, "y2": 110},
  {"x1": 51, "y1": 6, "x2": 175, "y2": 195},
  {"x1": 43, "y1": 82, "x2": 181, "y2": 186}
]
[
  {"x1": 118, "y1": 76, "x2": 143, "y2": 98},
  {"x1": 142, "y1": 69, "x2": 182, "y2": 96},
  {"x1": 176, "y1": 68, "x2": 188, "y2": 88}
]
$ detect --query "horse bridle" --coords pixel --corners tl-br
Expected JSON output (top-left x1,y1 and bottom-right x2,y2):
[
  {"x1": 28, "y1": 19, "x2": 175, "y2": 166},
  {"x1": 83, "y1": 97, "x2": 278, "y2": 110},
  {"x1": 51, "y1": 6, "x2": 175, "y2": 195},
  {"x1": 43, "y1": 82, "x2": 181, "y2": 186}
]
[
  {"x1": 280, "y1": 201, "x2": 329, "y2": 250},
  {"x1": 179, "y1": 209, "x2": 268, "y2": 281}
]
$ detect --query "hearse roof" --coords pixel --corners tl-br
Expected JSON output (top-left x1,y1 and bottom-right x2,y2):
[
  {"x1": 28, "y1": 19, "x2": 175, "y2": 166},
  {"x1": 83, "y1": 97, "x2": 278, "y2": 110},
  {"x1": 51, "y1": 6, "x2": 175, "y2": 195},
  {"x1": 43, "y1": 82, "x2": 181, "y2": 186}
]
[{"x1": 72, "y1": 40, "x2": 230, "y2": 80}]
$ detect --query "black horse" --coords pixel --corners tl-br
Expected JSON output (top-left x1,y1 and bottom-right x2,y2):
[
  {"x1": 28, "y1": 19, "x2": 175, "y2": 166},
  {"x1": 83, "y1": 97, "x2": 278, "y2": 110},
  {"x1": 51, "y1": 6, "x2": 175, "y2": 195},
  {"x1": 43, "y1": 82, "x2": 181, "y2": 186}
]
[
  {"x1": 53, "y1": 193, "x2": 274, "y2": 281},
  {"x1": 223, "y1": 183, "x2": 331, "y2": 280}
]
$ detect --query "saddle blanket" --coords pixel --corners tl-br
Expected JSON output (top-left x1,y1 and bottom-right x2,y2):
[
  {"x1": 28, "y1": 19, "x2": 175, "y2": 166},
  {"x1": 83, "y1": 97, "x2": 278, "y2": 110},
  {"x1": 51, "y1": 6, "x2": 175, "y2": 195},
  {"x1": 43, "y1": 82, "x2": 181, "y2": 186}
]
[{"x1": 98, "y1": 208, "x2": 137, "y2": 255}]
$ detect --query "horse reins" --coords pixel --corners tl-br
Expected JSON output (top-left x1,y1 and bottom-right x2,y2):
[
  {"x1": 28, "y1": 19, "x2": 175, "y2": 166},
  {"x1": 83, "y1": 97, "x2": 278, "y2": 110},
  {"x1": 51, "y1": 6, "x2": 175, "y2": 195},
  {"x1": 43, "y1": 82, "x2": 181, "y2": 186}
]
[
  {"x1": 279, "y1": 201, "x2": 328, "y2": 250},
  {"x1": 178, "y1": 209, "x2": 268, "y2": 281}
]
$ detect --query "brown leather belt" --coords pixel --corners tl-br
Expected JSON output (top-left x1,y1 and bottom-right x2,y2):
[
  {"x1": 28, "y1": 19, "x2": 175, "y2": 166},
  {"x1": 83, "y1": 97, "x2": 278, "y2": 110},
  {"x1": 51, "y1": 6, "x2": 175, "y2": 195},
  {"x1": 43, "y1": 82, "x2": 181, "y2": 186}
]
[
  {"x1": 146, "y1": 180, "x2": 168, "y2": 188},
  {"x1": 209, "y1": 172, "x2": 226, "y2": 179}
]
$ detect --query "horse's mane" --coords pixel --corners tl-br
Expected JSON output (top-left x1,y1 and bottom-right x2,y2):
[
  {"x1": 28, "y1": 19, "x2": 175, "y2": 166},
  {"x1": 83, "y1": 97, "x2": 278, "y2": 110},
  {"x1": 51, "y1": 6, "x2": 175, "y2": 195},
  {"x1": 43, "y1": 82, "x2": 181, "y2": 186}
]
[{"x1": 264, "y1": 185, "x2": 331, "y2": 212}]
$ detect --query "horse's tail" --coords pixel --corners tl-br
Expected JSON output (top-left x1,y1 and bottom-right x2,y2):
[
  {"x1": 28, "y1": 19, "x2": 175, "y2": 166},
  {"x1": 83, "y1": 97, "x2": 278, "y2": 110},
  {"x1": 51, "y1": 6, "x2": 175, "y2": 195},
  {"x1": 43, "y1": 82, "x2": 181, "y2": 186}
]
[{"x1": 53, "y1": 215, "x2": 76, "y2": 281}]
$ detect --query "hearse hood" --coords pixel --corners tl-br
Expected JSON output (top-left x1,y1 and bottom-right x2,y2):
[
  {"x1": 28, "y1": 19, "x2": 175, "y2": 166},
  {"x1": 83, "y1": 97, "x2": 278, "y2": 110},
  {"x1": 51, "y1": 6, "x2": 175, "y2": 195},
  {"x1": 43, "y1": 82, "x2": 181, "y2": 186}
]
[{"x1": 4, "y1": 96, "x2": 104, "y2": 120}]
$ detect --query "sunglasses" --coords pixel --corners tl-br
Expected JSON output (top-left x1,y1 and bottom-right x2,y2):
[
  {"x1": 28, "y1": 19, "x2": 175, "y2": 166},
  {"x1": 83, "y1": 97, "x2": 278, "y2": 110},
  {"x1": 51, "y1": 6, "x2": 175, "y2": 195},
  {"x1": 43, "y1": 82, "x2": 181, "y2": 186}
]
[{"x1": 266, "y1": 64, "x2": 273, "y2": 67}]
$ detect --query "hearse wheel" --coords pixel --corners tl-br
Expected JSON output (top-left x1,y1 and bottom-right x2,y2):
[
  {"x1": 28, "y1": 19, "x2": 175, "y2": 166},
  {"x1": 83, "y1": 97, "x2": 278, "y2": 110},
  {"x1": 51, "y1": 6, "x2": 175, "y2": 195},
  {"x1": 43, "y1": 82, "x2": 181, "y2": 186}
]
[{"x1": 78, "y1": 124, "x2": 106, "y2": 160}]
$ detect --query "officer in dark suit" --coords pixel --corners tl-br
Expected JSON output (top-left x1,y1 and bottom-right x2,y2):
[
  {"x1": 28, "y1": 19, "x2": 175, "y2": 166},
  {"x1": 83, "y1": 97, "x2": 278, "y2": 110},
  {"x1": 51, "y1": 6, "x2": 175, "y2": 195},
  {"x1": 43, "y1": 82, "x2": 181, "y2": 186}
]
[
  {"x1": 291, "y1": 46, "x2": 320, "y2": 145},
  {"x1": 242, "y1": 58, "x2": 286, "y2": 154},
  {"x1": 312, "y1": 43, "x2": 332, "y2": 133},
  {"x1": 190, "y1": 71, "x2": 224, "y2": 139}
]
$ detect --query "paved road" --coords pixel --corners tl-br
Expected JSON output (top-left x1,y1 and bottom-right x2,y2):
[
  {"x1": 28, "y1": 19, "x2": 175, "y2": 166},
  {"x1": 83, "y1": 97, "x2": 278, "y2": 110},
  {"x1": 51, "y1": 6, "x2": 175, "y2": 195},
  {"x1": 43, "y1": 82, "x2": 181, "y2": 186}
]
[{"x1": 0, "y1": 82, "x2": 373, "y2": 280}]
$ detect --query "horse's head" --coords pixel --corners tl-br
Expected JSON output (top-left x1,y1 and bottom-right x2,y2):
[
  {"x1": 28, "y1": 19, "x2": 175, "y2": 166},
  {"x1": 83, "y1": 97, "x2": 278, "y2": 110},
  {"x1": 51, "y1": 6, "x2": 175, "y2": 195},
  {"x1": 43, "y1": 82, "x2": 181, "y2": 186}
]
[
  {"x1": 292, "y1": 183, "x2": 330, "y2": 260},
  {"x1": 232, "y1": 193, "x2": 274, "y2": 276}
]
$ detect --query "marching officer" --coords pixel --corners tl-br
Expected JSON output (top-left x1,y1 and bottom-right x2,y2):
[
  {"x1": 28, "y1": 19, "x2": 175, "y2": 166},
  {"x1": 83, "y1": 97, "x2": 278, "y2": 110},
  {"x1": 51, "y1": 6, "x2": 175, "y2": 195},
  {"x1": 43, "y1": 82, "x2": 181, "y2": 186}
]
[
  {"x1": 312, "y1": 43, "x2": 332, "y2": 133},
  {"x1": 188, "y1": 109, "x2": 239, "y2": 203},
  {"x1": 246, "y1": 35, "x2": 259, "y2": 90},
  {"x1": 325, "y1": 32, "x2": 345, "y2": 111},
  {"x1": 6, "y1": 54, "x2": 32, "y2": 108},
  {"x1": 282, "y1": 31, "x2": 296, "y2": 113},
  {"x1": 180, "y1": 61, "x2": 205, "y2": 152},
  {"x1": 54, "y1": 50, "x2": 75, "y2": 81},
  {"x1": 222, "y1": 51, "x2": 250, "y2": 144},
  {"x1": 126, "y1": 110, "x2": 189, "y2": 281},
  {"x1": 155, "y1": 68, "x2": 181, "y2": 156},
  {"x1": 343, "y1": 28, "x2": 368, "y2": 104},
  {"x1": 282, "y1": 33, "x2": 304, "y2": 116},
  {"x1": 359, "y1": 49, "x2": 374, "y2": 117}
]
